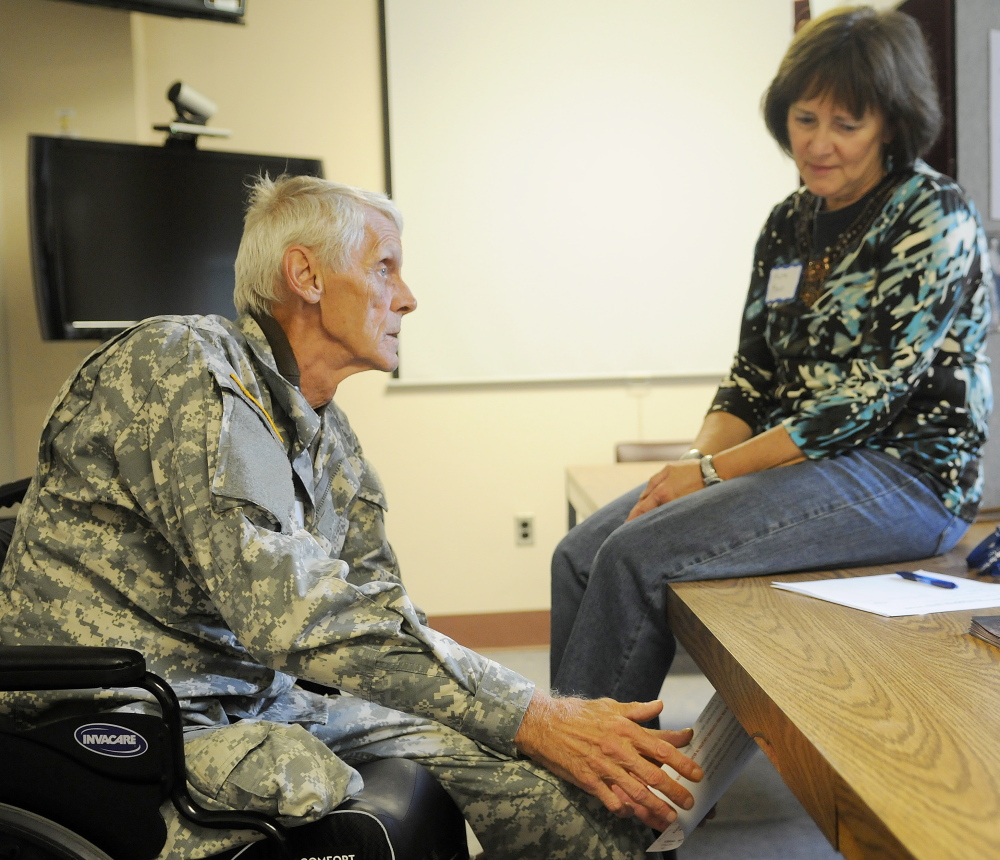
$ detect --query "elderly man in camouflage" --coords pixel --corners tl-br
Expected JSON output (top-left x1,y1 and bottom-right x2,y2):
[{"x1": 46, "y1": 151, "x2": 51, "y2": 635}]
[{"x1": 0, "y1": 175, "x2": 701, "y2": 859}]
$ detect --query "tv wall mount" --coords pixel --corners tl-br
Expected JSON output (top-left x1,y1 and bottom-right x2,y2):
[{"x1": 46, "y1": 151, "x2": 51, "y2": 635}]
[{"x1": 154, "y1": 82, "x2": 231, "y2": 147}]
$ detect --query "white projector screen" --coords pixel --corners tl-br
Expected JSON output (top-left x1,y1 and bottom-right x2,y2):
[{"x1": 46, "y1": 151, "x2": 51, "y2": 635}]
[{"x1": 384, "y1": 0, "x2": 798, "y2": 384}]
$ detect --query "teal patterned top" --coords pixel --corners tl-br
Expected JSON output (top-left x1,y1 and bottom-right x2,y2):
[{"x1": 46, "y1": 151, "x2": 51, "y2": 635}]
[{"x1": 711, "y1": 161, "x2": 993, "y2": 521}]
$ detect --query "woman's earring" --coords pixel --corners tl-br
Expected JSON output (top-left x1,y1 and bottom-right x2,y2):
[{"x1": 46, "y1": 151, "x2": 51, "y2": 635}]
[{"x1": 885, "y1": 151, "x2": 895, "y2": 174}]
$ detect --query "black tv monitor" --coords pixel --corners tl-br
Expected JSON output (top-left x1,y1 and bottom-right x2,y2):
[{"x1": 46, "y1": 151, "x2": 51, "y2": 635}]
[
  {"x1": 29, "y1": 135, "x2": 324, "y2": 340},
  {"x1": 57, "y1": 0, "x2": 246, "y2": 25}
]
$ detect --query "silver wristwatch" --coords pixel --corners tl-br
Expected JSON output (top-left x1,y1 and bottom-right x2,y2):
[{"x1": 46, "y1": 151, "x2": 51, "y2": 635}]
[
  {"x1": 699, "y1": 454, "x2": 723, "y2": 486},
  {"x1": 680, "y1": 448, "x2": 703, "y2": 461}
]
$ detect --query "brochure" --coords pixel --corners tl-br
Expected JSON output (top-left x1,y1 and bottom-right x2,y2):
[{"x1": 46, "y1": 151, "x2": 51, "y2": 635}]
[
  {"x1": 647, "y1": 691, "x2": 757, "y2": 851},
  {"x1": 770, "y1": 570, "x2": 1000, "y2": 617}
]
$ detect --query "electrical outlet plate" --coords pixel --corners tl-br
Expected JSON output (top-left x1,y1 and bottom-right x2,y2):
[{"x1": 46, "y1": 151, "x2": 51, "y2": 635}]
[{"x1": 515, "y1": 514, "x2": 534, "y2": 546}]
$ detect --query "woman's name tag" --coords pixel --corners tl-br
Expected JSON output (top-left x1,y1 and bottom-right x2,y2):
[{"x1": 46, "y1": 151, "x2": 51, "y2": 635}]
[{"x1": 766, "y1": 264, "x2": 802, "y2": 305}]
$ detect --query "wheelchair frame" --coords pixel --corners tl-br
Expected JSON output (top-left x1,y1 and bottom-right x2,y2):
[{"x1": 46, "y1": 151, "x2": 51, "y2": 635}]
[{"x1": 0, "y1": 645, "x2": 290, "y2": 860}]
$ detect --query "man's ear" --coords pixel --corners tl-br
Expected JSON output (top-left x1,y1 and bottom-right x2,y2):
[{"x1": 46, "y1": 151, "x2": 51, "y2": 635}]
[{"x1": 282, "y1": 245, "x2": 324, "y2": 304}]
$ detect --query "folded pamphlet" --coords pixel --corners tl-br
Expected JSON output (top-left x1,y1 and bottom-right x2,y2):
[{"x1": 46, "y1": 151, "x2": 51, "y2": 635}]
[{"x1": 647, "y1": 691, "x2": 757, "y2": 852}]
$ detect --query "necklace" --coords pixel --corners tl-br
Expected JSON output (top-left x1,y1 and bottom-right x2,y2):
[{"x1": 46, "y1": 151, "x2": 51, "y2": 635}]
[{"x1": 794, "y1": 172, "x2": 902, "y2": 308}]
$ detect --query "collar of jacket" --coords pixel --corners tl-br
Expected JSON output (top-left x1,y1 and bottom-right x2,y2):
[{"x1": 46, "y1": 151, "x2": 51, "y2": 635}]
[{"x1": 234, "y1": 314, "x2": 323, "y2": 456}]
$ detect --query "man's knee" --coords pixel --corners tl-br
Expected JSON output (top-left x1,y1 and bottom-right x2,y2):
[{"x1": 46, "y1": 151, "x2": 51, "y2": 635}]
[
  {"x1": 213, "y1": 759, "x2": 468, "y2": 860},
  {"x1": 187, "y1": 721, "x2": 362, "y2": 819},
  {"x1": 157, "y1": 721, "x2": 364, "y2": 859}
]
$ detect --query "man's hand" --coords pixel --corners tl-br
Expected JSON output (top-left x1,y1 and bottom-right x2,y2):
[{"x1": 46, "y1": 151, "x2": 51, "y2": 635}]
[
  {"x1": 626, "y1": 459, "x2": 704, "y2": 522},
  {"x1": 514, "y1": 691, "x2": 703, "y2": 831}
]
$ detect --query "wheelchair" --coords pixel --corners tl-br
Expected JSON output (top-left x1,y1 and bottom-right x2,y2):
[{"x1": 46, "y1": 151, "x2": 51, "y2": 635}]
[{"x1": 0, "y1": 480, "x2": 470, "y2": 860}]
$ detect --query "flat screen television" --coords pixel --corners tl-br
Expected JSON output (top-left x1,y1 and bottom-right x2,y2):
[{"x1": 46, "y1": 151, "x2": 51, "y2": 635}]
[
  {"x1": 29, "y1": 135, "x2": 324, "y2": 340},
  {"x1": 58, "y1": 0, "x2": 246, "y2": 25}
]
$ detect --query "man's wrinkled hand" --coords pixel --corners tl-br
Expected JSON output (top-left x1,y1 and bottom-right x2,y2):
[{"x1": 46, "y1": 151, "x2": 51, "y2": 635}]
[{"x1": 514, "y1": 692, "x2": 703, "y2": 831}]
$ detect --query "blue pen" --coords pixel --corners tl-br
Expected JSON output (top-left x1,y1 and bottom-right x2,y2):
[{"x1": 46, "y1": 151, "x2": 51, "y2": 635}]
[{"x1": 896, "y1": 571, "x2": 957, "y2": 589}]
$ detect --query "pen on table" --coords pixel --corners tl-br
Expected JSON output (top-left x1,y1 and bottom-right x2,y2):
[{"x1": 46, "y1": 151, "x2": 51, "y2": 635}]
[{"x1": 895, "y1": 571, "x2": 957, "y2": 589}]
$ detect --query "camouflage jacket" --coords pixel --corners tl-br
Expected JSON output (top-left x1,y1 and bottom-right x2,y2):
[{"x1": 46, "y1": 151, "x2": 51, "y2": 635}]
[
  {"x1": 711, "y1": 161, "x2": 993, "y2": 521},
  {"x1": 0, "y1": 314, "x2": 533, "y2": 756}
]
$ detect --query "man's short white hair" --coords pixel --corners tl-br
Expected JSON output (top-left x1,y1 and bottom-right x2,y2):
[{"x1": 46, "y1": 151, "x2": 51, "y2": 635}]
[{"x1": 234, "y1": 174, "x2": 403, "y2": 317}]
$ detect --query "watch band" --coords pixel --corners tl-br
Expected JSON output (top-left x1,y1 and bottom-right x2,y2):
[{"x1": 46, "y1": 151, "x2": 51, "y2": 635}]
[{"x1": 700, "y1": 454, "x2": 723, "y2": 486}]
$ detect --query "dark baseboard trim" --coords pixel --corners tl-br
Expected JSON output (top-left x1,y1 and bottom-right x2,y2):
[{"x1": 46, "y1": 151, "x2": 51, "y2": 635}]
[{"x1": 427, "y1": 610, "x2": 550, "y2": 650}]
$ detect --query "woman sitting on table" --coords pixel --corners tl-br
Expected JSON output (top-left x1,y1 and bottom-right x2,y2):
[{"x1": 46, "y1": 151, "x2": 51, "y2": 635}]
[{"x1": 550, "y1": 6, "x2": 993, "y2": 705}]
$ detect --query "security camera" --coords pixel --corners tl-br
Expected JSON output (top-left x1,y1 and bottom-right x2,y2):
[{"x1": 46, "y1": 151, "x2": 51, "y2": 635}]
[
  {"x1": 167, "y1": 82, "x2": 217, "y2": 125},
  {"x1": 155, "y1": 82, "x2": 230, "y2": 146}
]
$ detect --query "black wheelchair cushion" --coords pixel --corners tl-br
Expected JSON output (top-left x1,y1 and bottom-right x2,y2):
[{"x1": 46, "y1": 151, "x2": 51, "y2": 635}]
[
  {"x1": 217, "y1": 758, "x2": 469, "y2": 860},
  {"x1": 337, "y1": 759, "x2": 468, "y2": 860}
]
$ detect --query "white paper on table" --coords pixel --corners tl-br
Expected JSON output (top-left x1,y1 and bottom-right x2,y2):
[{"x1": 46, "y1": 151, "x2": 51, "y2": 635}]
[
  {"x1": 771, "y1": 570, "x2": 1000, "y2": 617},
  {"x1": 647, "y1": 691, "x2": 757, "y2": 852}
]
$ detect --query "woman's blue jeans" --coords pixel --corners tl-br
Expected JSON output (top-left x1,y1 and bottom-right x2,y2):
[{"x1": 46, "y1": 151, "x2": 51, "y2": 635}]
[{"x1": 550, "y1": 450, "x2": 970, "y2": 704}]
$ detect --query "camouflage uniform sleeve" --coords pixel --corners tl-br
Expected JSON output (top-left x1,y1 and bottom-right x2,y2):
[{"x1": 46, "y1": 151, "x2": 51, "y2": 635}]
[
  {"x1": 780, "y1": 184, "x2": 987, "y2": 458},
  {"x1": 119, "y1": 336, "x2": 533, "y2": 758},
  {"x1": 282, "y1": 459, "x2": 535, "y2": 755}
]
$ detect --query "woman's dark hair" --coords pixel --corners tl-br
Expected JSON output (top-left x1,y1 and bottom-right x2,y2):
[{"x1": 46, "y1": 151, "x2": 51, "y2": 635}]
[{"x1": 762, "y1": 6, "x2": 941, "y2": 169}]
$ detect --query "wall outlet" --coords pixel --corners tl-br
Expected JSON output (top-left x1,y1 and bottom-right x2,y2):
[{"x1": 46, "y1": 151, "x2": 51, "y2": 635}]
[{"x1": 514, "y1": 514, "x2": 534, "y2": 546}]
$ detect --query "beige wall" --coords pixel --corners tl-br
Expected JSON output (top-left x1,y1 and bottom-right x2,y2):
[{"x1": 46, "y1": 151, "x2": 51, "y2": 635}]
[
  {"x1": 0, "y1": 0, "x2": 720, "y2": 615},
  {"x1": 0, "y1": 0, "x2": 138, "y2": 480}
]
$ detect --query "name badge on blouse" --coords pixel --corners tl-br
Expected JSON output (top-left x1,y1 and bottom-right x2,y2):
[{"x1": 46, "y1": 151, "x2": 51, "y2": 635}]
[{"x1": 766, "y1": 264, "x2": 802, "y2": 305}]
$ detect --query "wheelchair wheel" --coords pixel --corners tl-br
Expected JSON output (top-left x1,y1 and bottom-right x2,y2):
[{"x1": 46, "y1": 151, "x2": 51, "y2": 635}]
[{"x1": 0, "y1": 803, "x2": 113, "y2": 860}]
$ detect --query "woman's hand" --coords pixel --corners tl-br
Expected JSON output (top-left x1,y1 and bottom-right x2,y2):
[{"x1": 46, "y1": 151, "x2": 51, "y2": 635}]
[
  {"x1": 626, "y1": 460, "x2": 704, "y2": 521},
  {"x1": 625, "y1": 421, "x2": 806, "y2": 522}
]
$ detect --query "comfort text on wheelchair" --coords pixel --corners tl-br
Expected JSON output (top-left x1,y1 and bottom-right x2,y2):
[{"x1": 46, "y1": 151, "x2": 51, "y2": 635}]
[
  {"x1": 74, "y1": 722, "x2": 149, "y2": 757},
  {"x1": 297, "y1": 856, "x2": 356, "y2": 860}
]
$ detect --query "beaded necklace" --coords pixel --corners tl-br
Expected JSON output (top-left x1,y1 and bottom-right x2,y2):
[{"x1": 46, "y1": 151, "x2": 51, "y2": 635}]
[{"x1": 793, "y1": 171, "x2": 903, "y2": 308}]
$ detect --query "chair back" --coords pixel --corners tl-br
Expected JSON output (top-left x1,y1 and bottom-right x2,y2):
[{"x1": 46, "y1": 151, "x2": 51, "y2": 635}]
[
  {"x1": 0, "y1": 478, "x2": 29, "y2": 564},
  {"x1": 615, "y1": 442, "x2": 692, "y2": 462}
]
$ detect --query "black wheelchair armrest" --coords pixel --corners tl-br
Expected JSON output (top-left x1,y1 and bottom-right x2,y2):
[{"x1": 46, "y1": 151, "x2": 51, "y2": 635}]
[{"x1": 0, "y1": 645, "x2": 146, "y2": 691}]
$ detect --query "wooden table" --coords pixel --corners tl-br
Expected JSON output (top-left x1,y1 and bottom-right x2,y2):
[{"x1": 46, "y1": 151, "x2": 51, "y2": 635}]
[
  {"x1": 564, "y1": 464, "x2": 1000, "y2": 857},
  {"x1": 565, "y1": 461, "x2": 664, "y2": 527},
  {"x1": 669, "y1": 522, "x2": 1000, "y2": 860}
]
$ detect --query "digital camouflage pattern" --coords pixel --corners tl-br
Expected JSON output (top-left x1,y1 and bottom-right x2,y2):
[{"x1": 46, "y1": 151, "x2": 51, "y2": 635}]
[
  {"x1": 0, "y1": 314, "x2": 655, "y2": 858},
  {"x1": 712, "y1": 161, "x2": 992, "y2": 521}
]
